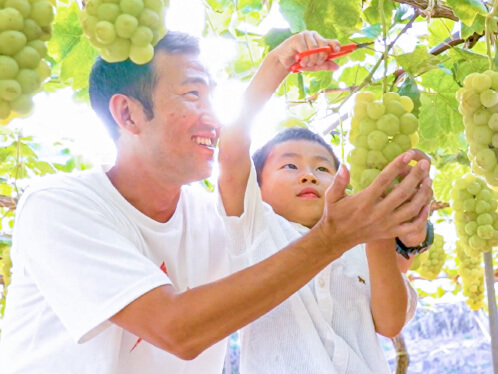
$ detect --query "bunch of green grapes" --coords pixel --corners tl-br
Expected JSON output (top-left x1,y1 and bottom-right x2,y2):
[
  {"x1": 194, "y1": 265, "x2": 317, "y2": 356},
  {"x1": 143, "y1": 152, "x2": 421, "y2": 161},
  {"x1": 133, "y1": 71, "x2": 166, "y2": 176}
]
[
  {"x1": 348, "y1": 91, "x2": 419, "y2": 192},
  {"x1": 451, "y1": 173, "x2": 498, "y2": 257},
  {"x1": 417, "y1": 234, "x2": 446, "y2": 280},
  {"x1": 408, "y1": 249, "x2": 429, "y2": 271},
  {"x1": 80, "y1": 0, "x2": 168, "y2": 64},
  {"x1": 0, "y1": 0, "x2": 54, "y2": 120},
  {"x1": 0, "y1": 244, "x2": 11, "y2": 315},
  {"x1": 456, "y1": 241, "x2": 485, "y2": 310},
  {"x1": 457, "y1": 70, "x2": 498, "y2": 186}
]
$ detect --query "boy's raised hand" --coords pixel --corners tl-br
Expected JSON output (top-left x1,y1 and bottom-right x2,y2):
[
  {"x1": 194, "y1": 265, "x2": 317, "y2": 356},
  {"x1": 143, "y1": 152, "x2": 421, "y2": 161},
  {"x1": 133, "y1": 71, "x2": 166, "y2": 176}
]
[
  {"x1": 271, "y1": 30, "x2": 340, "y2": 73},
  {"x1": 316, "y1": 150, "x2": 433, "y2": 250}
]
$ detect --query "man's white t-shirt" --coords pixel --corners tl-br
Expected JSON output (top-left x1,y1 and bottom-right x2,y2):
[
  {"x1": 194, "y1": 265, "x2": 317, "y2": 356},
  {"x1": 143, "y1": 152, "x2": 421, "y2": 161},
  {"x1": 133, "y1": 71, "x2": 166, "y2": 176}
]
[
  {"x1": 0, "y1": 167, "x2": 230, "y2": 374},
  {"x1": 218, "y1": 163, "x2": 417, "y2": 374}
]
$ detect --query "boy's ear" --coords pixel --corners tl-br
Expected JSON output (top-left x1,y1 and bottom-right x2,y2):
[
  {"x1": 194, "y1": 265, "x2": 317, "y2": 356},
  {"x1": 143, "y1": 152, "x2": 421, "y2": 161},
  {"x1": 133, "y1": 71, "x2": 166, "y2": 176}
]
[{"x1": 109, "y1": 94, "x2": 145, "y2": 135}]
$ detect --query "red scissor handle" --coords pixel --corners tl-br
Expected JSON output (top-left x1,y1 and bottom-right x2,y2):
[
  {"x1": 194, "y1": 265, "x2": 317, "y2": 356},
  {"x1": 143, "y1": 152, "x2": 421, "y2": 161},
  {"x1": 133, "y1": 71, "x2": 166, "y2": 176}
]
[{"x1": 290, "y1": 43, "x2": 359, "y2": 73}]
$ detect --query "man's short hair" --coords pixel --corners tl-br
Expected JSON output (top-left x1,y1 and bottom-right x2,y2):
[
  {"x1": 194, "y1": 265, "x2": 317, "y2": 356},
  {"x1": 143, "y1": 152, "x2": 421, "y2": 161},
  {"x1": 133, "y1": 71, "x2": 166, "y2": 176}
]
[
  {"x1": 252, "y1": 127, "x2": 341, "y2": 185},
  {"x1": 89, "y1": 31, "x2": 200, "y2": 141}
]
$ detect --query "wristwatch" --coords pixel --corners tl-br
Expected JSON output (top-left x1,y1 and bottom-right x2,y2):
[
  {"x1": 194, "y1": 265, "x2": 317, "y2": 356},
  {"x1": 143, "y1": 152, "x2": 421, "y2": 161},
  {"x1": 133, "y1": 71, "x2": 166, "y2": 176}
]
[{"x1": 395, "y1": 221, "x2": 434, "y2": 259}]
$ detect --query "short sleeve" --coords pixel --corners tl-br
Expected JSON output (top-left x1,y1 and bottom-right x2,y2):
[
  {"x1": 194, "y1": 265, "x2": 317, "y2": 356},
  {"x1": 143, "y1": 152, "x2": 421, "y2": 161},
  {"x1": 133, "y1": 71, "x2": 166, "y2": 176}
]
[{"x1": 14, "y1": 188, "x2": 171, "y2": 344}]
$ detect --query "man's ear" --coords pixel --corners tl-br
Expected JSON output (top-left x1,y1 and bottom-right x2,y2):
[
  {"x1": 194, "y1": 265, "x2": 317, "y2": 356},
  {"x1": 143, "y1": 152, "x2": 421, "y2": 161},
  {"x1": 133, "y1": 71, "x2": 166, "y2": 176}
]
[{"x1": 109, "y1": 94, "x2": 144, "y2": 135}]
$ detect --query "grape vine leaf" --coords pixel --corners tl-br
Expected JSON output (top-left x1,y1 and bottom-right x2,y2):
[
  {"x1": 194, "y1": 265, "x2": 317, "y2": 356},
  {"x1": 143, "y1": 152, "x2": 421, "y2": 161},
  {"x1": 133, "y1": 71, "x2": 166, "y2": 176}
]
[
  {"x1": 446, "y1": 0, "x2": 487, "y2": 26},
  {"x1": 48, "y1": 2, "x2": 83, "y2": 61},
  {"x1": 279, "y1": 0, "x2": 307, "y2": 33},
  {"x1": 205, "y1": 0, "x2": 232, "y2": 12},
  {"x1": 448, "y1": 48, "x2": 488, "y2": 85},
  {"x1": 395, "y1": 46, "x2": 440, "y2": 77},
  {"x1": 362, "y1": 0, "x2": 396, "y2": 26},
  {"x1": 418, "y1": 69, "x2": 463, "y2": 153},
  {"x1": 304, "y1": 0, "x2": 362, "y2": 41}
]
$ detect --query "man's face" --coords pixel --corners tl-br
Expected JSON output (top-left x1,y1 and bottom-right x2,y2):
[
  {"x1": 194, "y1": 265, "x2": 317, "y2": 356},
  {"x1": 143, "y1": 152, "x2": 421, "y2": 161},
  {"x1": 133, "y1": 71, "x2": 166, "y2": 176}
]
[
  {"x1": 138, "y1": 51, "x2": 220, "y2": 185},
  {"x1": 260, "y1": 140, "x2": 337, "y2": 228}
]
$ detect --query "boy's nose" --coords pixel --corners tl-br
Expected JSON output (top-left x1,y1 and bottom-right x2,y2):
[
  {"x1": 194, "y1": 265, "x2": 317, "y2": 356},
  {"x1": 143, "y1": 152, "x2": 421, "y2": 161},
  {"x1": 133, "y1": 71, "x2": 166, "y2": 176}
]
[{"x1": 301, "y1": 172, "x2": 317, "y2": 184}]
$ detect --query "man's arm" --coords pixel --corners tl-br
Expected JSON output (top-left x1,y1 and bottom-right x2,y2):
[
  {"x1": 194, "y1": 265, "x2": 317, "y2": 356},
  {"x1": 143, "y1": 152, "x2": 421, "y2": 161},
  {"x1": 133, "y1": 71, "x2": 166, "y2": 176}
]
[
  {"x1": 218, "y1": 31, "x2": 339, "y2": 216},
  {"x1": 111, "y1": 150, "x2": 432, "y2": 359}
]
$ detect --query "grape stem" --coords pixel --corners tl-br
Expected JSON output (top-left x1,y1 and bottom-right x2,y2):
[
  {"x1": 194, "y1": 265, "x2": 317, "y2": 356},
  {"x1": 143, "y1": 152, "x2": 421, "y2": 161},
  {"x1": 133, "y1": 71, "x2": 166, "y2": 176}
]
[
  {"x1": 485, "y1": 0, "x2": 498, "y2": 70},
  {"x1": 380, "y1": 0, "x2": 389, "y2": 94}
]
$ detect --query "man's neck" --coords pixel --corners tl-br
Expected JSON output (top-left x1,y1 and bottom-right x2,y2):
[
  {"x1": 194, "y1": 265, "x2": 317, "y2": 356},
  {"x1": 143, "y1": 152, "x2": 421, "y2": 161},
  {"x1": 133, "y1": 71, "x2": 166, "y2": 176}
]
[{"x1": 106, "y1": 159, "x2": 182, "y2": 223}]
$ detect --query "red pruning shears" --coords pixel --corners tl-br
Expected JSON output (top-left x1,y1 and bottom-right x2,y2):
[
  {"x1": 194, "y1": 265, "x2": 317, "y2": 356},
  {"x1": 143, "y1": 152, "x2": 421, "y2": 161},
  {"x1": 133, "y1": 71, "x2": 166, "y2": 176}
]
[{"x1": 290, "y1": 43, "x2": 371, "y2": 73}]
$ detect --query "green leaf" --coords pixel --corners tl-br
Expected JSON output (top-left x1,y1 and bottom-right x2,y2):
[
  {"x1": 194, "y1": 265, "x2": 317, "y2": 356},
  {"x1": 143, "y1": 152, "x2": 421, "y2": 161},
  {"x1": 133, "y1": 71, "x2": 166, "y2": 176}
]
[
  {"x1": 263, "y1": 28, "x2": 293, "y2": 51},
  {"x1": 306, "y1": 71, "x2": 334, "y2": 95},
  {"x1": 448, "y1": 47, "x2": 488, "y2": 85},
  {"x1": 48, "y1": 2, "x2": 83, "y2": 62},
  {"x1": 446, "y1": 0, "x2": 487, "y2": 26},
  {"x1": 60, "y1": 37, "x2": 99, "y2": 90},
  {"x1": 237, "y1": 0, "x2": 262, "y2": 14},
  {"x1": 362, "y1": 0, "x2": 396, "y2": 25},
  {"x1": 427, "y1": 19, "x2": 456, "y2": 47},
  {"x1": 304, "y1": 0, "x2": 362, "y2": 41},
  {"x1": 338, "y1": 65, "x2": 369, "y2": 87},
  {"x1": 398, "y1": 76, "x2": 421, "y2": 115},
  {"x1": 279, "y1": 0, "x2": 307, "y2": 33},
  {"x1": 433, "y1": 162, "x2": 469, "y2": 202},
  {"x1": 350, "y1": 24, "x2": 382, "y2": 44},
  {"x1": 418, "y1": 69, "x2": 464, "y2": 152},
  {"x1": 395, "y1": 46, "x2": 440, "y2": 76},
  {"x1": 205, "y1": 0, "x2": 232, "y2": 12}
]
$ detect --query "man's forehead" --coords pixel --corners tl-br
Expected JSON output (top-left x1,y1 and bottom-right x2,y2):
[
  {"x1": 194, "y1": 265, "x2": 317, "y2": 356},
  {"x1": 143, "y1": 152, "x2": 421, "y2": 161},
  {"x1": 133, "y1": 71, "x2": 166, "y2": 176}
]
[{"x1": 153, "y1": 52, "x2": 214, "y2": 87}]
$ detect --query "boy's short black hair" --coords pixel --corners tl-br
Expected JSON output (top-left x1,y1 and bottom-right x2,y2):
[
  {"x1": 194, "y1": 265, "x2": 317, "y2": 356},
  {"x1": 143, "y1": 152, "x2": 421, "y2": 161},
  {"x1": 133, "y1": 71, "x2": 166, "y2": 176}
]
[
  {"x1": 252, "y1": 127, "x2": 341, "y2": 185},
  {"x1": 89, "y1": 31, "x2": 200, "y2": 142}
]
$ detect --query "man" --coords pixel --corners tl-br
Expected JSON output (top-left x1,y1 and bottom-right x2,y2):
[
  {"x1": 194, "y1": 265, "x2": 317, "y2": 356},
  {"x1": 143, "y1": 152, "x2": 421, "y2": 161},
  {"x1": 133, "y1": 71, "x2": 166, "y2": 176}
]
[{"x1": 0, "y1": 31, "x2": 432, "y2": 373}]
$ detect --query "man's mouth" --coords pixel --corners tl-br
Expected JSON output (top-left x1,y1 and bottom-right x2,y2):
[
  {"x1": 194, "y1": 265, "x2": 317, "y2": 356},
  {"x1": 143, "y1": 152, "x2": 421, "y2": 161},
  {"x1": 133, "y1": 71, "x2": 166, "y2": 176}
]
[{"x1": 192, "y1": 136, "x2": 214, "y2": 147}]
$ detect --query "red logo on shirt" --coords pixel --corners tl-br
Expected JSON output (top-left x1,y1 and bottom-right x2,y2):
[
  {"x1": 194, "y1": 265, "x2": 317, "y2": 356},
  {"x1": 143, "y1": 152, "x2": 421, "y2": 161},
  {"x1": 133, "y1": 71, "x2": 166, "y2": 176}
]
[{"x1": 130, "y1": 262, "x2": 168, "y2": 353}]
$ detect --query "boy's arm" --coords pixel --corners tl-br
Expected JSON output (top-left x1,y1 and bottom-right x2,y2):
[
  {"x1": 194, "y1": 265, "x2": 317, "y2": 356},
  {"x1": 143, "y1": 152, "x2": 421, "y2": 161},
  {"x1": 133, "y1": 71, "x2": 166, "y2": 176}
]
[
  {"x1": 218, "y1": 31, "x2": 339, "y2": 216},
  {"x1": 366, "y1": 207, "x2": 429, "y2": 337}
]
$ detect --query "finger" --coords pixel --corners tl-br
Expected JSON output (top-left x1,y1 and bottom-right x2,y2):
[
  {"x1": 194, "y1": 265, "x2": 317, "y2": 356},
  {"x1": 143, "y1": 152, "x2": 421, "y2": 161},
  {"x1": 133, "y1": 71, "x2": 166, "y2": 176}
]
[
  {"x1": 409, "y1": 149, "x2": 431, "y2": 164},
  {"x1": 325, "y1": 164, "x2": 350, "y2": 204},
  {"x1": 328, "y1": 39, "x2": 341, "y2": 53},
  {"x1": 392, "y1": 178, "x2": 433, "y2": 224},
  {"x1": 366, "y1": 151, "x2": 415, "y2": 199},
  {"x1": 303, "y1": 60, "x2": 339, "y2": 72},
  {"x1": 381, "y1": 158, "x2": 430, "y2": 210},
  {"x1": 301, "y1": 31, "x2": 320, "y2": 67},
  {"x1": 395, "y1": 205, "x2": 430, "y2": 239},
  {"x1": 311, "y1": 31, "x2": 330, "y2": 66}
]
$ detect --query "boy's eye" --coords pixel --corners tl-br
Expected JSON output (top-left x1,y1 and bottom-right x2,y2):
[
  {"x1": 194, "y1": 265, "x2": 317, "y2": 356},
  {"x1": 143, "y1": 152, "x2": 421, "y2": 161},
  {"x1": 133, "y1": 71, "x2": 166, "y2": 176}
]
[
  {"x1": 317, "y1": 166, "x2": 329, "y2": 172},
  {"x1": 283, "y1": 164, "x2": 297, "y2": 170},
  {"x1": 186, "y1": 91, "x2": 200, "y2": 97}
]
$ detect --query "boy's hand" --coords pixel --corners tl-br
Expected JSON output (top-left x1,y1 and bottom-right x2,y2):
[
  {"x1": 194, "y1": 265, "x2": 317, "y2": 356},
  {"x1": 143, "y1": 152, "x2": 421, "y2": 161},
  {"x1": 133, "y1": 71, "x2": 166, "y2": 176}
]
[
  {"x1": 393, "y1": 150, "x2": 433, "y2": 247},
  {"x1": 271, "y1": 31, "x2": 341, "y2": 73},
  {"x1": 315, "y1": 151, "x2": 433, "y2": 250}
]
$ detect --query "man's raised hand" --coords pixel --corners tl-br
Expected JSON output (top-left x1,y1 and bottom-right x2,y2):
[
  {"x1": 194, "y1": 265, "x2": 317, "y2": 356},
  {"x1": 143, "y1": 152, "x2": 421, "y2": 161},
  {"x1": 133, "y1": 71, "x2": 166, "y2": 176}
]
[
  {"x1": 316, "y1": 150, "x2": 433, "y2": 250},
  {"x1": 272, "y1": 31, "x2": 340, "y2": 72}
]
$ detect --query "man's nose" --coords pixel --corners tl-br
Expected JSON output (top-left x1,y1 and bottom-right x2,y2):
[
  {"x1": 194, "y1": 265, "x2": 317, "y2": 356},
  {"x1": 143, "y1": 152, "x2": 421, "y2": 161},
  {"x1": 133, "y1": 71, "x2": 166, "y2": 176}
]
[{"x1": 201, "y1": 113, "x2": 222, "y2": 130}]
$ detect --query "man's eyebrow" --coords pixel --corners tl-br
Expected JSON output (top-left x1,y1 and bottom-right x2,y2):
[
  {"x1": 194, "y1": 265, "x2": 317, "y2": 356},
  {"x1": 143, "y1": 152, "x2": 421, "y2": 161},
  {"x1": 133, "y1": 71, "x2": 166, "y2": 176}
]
[{"x1": 181, "y1": 76, "x2": 217, "y2": 90}]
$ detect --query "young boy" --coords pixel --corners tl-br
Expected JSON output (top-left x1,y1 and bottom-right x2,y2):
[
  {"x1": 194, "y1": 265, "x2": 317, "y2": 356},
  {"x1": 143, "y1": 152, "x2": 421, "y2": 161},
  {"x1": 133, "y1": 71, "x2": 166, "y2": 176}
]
[{"x1": 217, "y1": 31, "x2": 431, "y2": 373}]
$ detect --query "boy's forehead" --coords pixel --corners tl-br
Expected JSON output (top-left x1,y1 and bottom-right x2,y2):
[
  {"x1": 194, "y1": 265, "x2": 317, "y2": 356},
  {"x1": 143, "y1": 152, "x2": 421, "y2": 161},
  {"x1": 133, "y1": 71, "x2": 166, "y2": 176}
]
[{"x1": 269, "y1": 139, "x2": 335, "y2": 161}]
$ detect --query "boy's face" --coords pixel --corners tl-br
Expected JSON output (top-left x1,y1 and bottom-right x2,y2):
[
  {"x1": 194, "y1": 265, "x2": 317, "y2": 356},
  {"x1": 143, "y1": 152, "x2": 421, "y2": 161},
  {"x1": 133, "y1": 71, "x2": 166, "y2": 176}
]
[{"x1": 260, "y1": 139, "x2": 337, "y2": 228}]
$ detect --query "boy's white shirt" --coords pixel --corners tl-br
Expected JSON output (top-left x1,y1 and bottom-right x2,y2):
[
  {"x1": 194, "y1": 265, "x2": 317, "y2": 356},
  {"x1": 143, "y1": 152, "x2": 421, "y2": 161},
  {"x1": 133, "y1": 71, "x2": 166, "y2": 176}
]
[{"x1": 217, "y1": 162, "x2": 417, "y2": 374}]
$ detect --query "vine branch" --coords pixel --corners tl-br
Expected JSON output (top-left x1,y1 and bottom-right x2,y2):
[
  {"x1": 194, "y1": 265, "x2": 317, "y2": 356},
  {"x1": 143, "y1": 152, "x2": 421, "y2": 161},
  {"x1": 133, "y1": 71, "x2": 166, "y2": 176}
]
[{"x1": 388, "y1": 0, "x2": 457, "y2": 20}]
